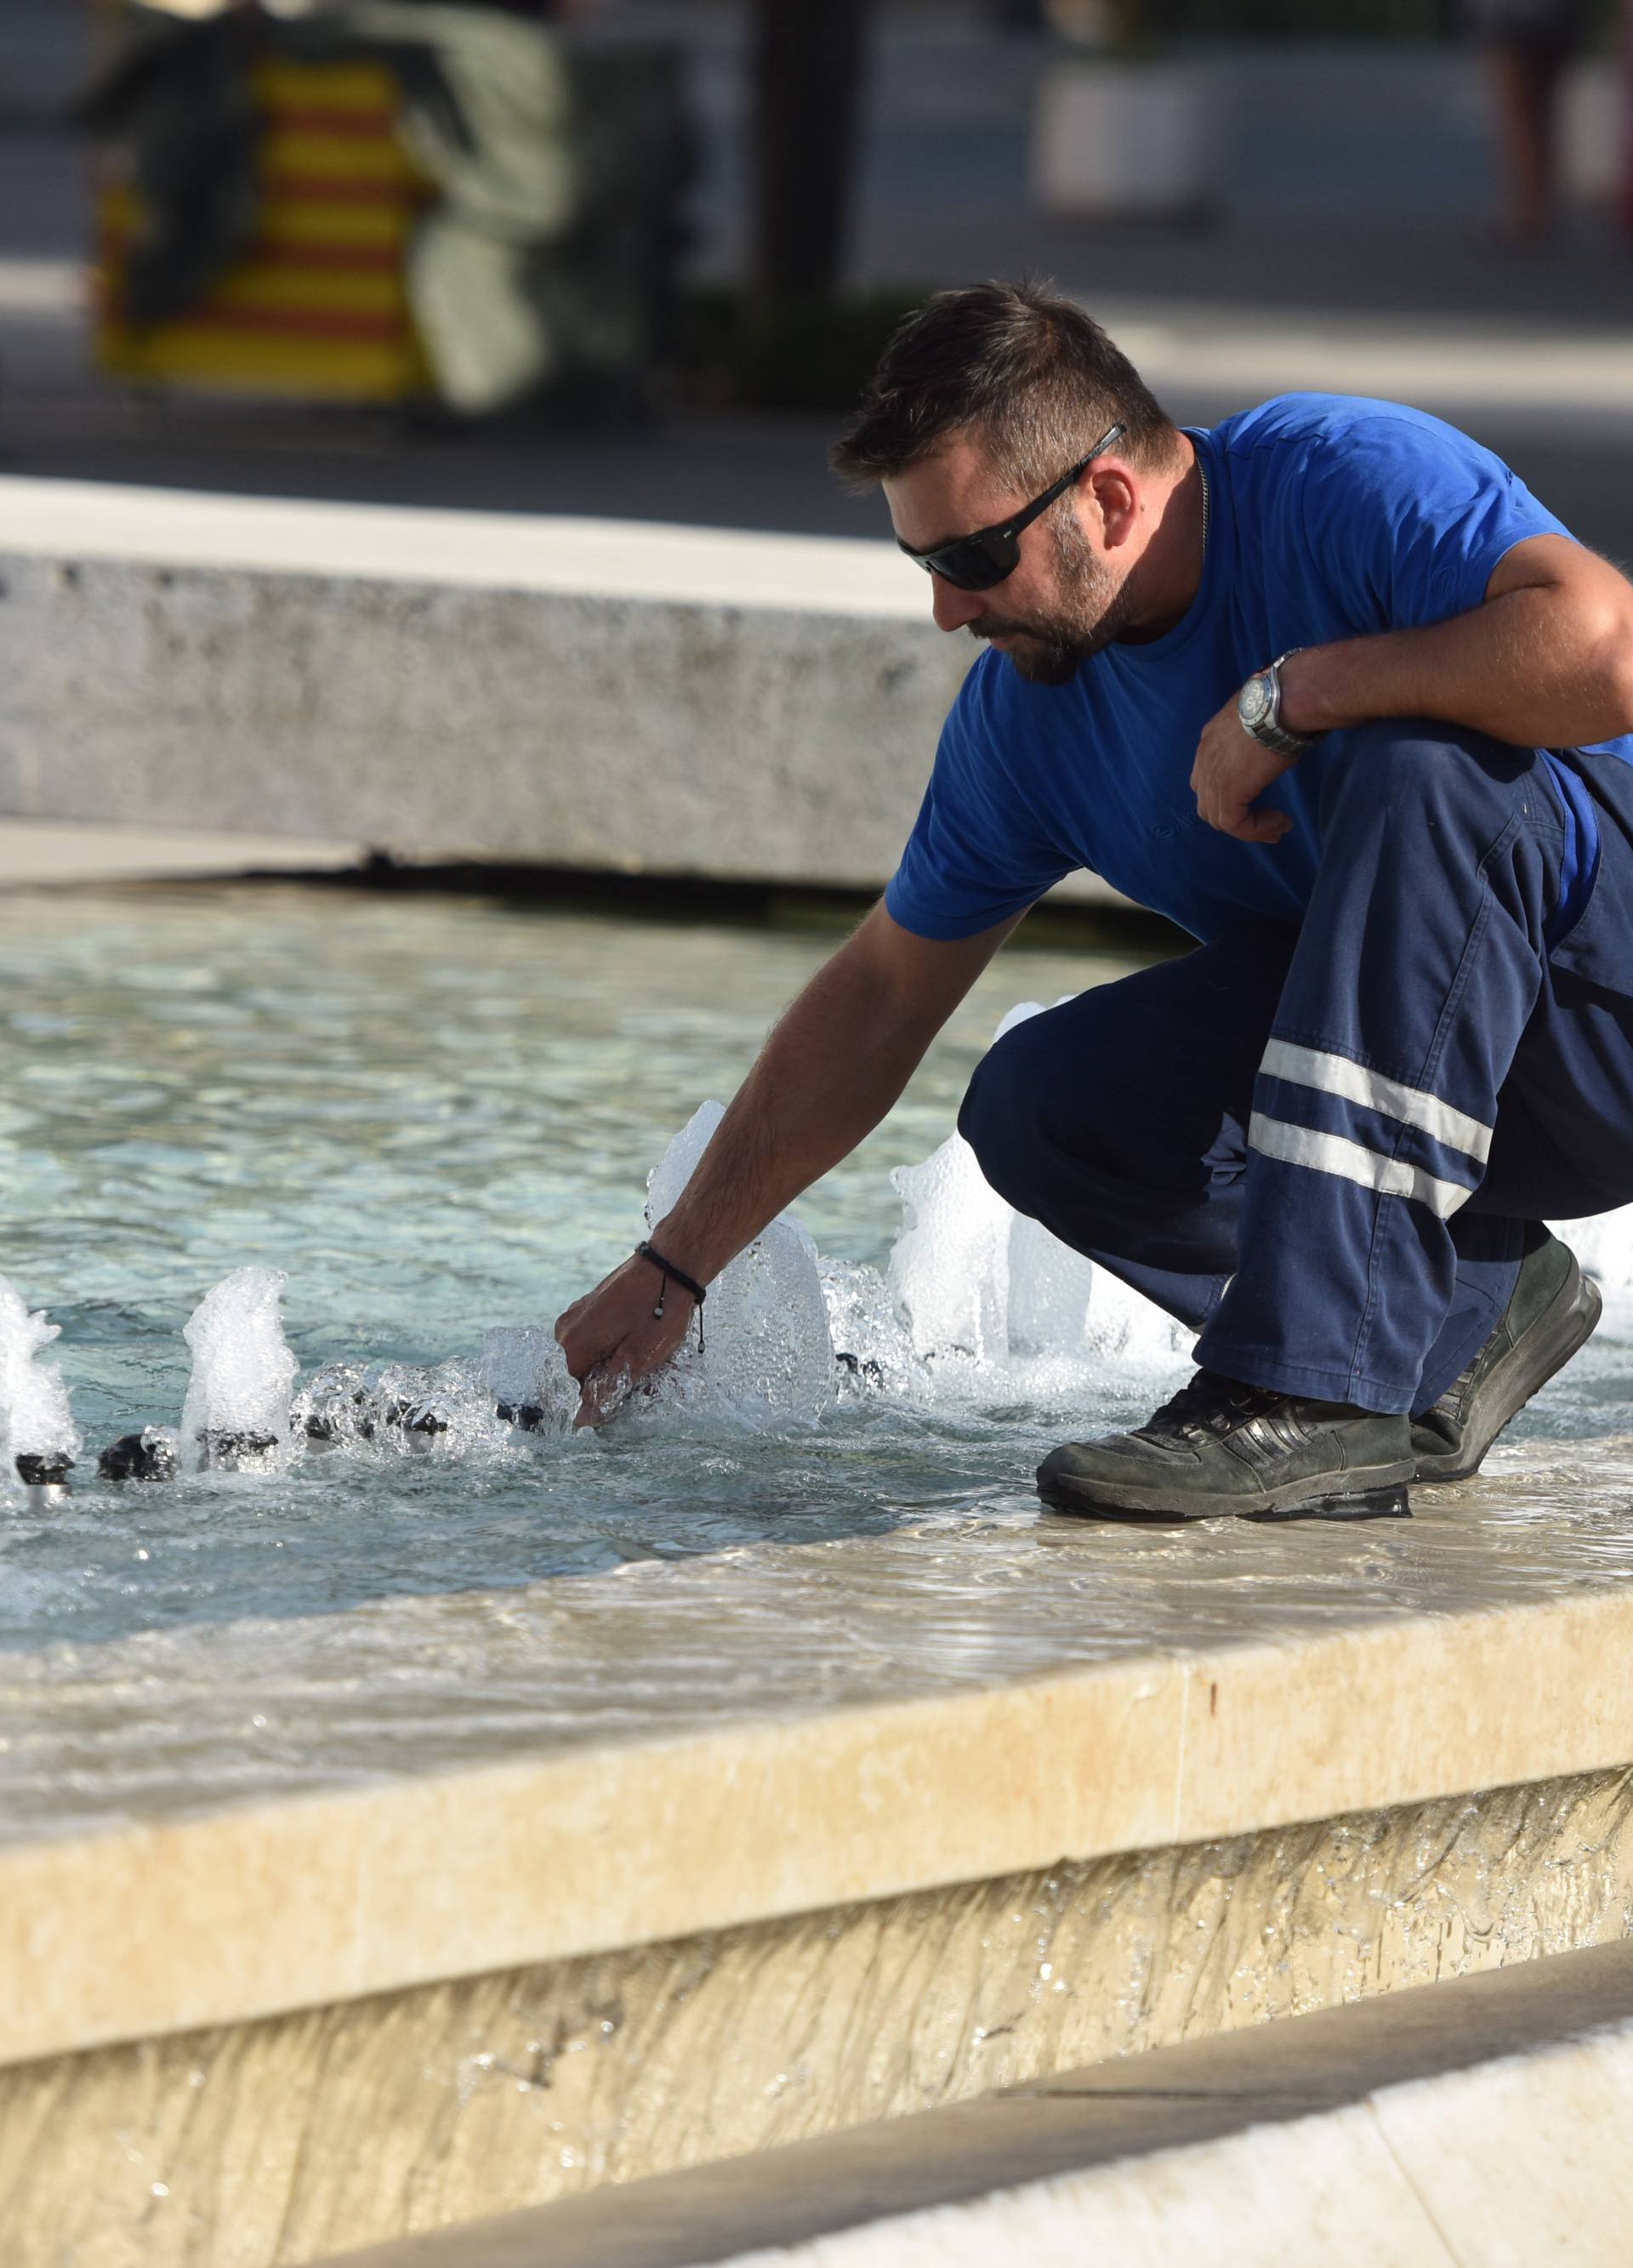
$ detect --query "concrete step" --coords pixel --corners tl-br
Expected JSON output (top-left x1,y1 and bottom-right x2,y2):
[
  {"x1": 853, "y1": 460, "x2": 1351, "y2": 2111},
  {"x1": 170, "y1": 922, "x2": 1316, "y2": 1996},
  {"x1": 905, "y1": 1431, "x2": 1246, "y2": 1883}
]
[
  {"x1": 8, "y1": 1435, "x2": 1633, "y2": 2262},
  {"x1": 322, "y1": 1936, "x2": 1633, "y2": 2268}
]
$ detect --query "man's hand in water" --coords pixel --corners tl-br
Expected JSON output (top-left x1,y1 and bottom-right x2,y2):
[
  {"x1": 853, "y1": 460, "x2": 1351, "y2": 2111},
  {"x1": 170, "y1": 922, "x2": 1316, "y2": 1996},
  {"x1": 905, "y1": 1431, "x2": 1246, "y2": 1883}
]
[{"x1": 555, "y1": 1253, "x2": 697, "y2": 1429}]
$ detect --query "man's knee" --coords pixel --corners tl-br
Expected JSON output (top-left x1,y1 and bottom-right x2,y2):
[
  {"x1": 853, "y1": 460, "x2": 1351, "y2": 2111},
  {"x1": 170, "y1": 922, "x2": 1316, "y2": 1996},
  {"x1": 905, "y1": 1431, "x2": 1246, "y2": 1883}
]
[
  {"x1": 958, "y1": 1020, "x2": 1051, "y2": 1211},
  {"x1": 959, "y1": 997, "x2": 1139, "y2": 1233},
  {"x1": 1319, "y1": 719, "x2": 1533, "y2": 831}
]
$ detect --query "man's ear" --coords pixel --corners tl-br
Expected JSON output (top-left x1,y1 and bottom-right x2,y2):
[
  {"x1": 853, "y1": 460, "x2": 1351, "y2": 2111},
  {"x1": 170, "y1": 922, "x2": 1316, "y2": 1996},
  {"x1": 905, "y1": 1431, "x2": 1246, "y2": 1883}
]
[{"x1": 1085, "y1": 463, "x2": 1139, "y2": 551}]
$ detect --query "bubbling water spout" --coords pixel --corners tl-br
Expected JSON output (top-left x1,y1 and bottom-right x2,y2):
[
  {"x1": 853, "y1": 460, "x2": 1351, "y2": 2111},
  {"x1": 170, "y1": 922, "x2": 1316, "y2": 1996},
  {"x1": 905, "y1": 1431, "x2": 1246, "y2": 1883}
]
[
  {"x1": 640, "y1": 1102, "x2": 834, "y2": 1429},
  {"x1": 180, "y1": 1267, "x2": 298, "y2": 1474},
  {"x1": 482, "y1": 1327, "x2": 576, "y2": 1435},
  {"x1": 0, "y1": 1276, "x2": 80, "y2": 1494},
  {"x1": 884, "y1": 1002, "x2": 1189, "y2": 1385}
]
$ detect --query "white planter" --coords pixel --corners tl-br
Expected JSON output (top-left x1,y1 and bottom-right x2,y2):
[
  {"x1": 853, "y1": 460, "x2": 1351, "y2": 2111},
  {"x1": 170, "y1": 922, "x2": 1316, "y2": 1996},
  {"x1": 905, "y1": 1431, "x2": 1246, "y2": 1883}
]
[{"x1": 1033, "y1": 57, "x2": 1217, "y2": 221}]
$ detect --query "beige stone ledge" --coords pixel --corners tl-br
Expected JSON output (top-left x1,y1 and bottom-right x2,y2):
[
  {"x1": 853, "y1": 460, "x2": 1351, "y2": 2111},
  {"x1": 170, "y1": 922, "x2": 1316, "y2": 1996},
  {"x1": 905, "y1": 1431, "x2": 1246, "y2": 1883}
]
[
  {"x1": 0, "y1": 542, "x2": 968, "y2": 895},
  {"x1": 7, "y1": 1765, "x2": 1633, "y2": 2268},
  {"x1": 0, "y1": 482, "x2": 1137, "y2": 908},
  {"x1": 0, "y1": 477, "x2": 925, "y2": 621},
  {"x1": 0, "y1": 817, "x2": 364, "y2": 887},
  {"x1": 7, "y1": 1440, "x2": 1633, "y2": 2073},
  {"x1": 323, "y1": 1935, "x2": 1633, "y2": 2268}
]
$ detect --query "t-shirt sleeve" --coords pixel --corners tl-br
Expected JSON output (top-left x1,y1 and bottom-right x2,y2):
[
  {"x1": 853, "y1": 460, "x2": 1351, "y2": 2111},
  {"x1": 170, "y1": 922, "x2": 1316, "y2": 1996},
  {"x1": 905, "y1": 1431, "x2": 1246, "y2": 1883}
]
[
  {"x1": 1289, "y1": 410, "x2": 1573, "y2": 634},
  {"x1": 885, "y1": 663, "x2": 1075, "y2": 941}
]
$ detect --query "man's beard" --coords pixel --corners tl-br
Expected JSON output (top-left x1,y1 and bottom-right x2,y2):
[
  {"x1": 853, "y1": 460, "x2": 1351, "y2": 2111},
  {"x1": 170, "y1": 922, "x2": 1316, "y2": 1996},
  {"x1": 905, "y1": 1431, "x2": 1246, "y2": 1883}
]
[{"x1": 971, "y1": 517, "x2": 1136, "y2": 686}]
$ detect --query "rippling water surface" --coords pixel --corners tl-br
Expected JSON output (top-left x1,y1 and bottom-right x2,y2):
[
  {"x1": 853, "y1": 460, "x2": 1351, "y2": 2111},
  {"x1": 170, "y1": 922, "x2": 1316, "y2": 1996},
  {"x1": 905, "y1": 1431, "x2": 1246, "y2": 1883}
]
[
  {"x1": 0, "y1": 885, "x2": 1148, "y2": 1649},
  {"x1": 2, "y1": 883, "x2": 1630, "y2": 1661}
]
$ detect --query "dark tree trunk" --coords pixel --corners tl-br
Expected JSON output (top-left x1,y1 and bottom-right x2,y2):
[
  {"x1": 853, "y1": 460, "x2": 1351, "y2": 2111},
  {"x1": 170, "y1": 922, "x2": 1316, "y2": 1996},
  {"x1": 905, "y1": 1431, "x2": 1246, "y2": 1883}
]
[{"x1": 750, "y1": 0, "x2": 872, "y2": 301}]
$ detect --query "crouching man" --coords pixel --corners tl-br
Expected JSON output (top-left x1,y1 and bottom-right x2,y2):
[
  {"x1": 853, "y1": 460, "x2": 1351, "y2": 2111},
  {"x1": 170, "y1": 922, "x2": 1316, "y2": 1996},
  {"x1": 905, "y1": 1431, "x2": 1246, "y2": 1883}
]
[{"x1": 556, "y1": 280, "x2": 1633, "y2": 1523}]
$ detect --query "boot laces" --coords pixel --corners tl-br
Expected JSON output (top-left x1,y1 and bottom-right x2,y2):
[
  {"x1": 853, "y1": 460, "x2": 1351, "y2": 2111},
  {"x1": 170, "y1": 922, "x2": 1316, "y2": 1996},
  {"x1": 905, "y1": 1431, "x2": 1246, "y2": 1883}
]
[{"x1": 1132, "y1": 1369, "x2": 1288, "y2": 1448}]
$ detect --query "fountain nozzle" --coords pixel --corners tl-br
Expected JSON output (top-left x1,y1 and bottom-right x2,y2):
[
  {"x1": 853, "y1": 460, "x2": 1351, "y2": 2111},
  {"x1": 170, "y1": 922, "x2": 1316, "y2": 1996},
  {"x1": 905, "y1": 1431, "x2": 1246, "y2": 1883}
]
[
  {"x1": 197, "y1": 1429, "x2": 280, "y2": 1473},
  {"x1": 98, "y1": 1430, "x2": 180, "y2": 1484},
  {"x1": 15, "y1": 1451, "x2": 73, "y2": 1503}
]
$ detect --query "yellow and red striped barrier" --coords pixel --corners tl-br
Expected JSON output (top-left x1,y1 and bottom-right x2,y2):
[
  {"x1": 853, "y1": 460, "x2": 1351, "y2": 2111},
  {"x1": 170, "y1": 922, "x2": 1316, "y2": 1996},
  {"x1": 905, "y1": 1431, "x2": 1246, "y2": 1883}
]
[{"x1": 95, "y1": 57, "x2": 433, "y2": 402}]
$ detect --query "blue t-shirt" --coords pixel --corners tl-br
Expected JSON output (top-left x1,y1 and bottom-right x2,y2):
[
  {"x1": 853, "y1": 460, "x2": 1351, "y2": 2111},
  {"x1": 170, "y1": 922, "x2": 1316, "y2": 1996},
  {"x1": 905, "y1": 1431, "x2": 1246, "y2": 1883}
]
[{"x1": 885, "y1": 395, "x2": 1622, "y2": 947}]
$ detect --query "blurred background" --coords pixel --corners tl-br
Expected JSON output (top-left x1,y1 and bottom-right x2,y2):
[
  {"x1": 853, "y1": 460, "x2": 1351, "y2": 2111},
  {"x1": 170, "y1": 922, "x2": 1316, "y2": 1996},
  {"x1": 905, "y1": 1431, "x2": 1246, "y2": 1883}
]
[{"x1": 1, "y1": 0, "x2": 1630, "y2": 551}]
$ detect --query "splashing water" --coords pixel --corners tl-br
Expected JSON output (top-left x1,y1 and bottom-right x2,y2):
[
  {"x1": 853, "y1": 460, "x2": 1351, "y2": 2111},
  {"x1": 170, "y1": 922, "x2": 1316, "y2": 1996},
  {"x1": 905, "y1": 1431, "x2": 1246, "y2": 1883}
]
[
  {"x1": 0, "y1": 1276, "x2": 80, "y2": 1482},
  {"x1": 138, "y1": 1082, "x2": 1633, "y2": 1472},
  {"x1": 1551, "y1": 1209, "x2": 1633, "y2": 1327},
  {"x1": 179, "y1": 1268, "x2": 299, "y2": 1472},
  {"x1": 885, "y1": 1000, "x2": 1190, "y2": 1391},
  {"x1": 28, "y1": 993, "x2": 1633, "y2": 1487},
  {"x1": 6, "y1": 890, "x2": 1633, "y2": 1652},
  {"x1": 481, "y1": 1327, "x2": 577, "y2": 1433},
  {"x1": 638, "y1": 1101, "x2": 835, "y2": 1428}
]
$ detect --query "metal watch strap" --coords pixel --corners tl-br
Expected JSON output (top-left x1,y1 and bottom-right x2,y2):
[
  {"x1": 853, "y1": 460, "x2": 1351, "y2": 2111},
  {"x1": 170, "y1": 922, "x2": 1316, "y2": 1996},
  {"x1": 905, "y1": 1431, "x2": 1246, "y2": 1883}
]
[{"x1": 1242, "y1": 651, "x2": 1317, "y2": 759}]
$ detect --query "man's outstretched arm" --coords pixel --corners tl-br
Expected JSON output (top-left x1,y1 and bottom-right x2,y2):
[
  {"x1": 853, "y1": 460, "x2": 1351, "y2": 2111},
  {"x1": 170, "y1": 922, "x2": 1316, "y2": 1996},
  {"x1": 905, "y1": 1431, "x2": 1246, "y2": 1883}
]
[
  {"x1": 1193, "y1": 535, "x2": 1633, "y2": 842},
  {"x1": 554, "y1": 900, "x2": 1021, "y2": 1427}
]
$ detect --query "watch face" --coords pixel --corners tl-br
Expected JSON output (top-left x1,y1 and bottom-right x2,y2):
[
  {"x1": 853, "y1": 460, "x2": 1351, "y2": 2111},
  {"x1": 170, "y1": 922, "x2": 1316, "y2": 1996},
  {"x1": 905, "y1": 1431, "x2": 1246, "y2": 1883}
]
[{"x1": 1238, "y1": 674, "x2": 1272, "y2": 730}]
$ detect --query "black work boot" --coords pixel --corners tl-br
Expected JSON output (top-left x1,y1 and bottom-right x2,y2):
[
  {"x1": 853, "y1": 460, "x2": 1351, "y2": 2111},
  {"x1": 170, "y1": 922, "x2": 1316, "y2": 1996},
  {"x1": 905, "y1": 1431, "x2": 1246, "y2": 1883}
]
[
  {"x1": 1410, "y1": 1226, "x2": 1601, "y2": 1486},
  {"x1": 1037, "y1": 1369, "x2": 1415, "y2": 1524}
]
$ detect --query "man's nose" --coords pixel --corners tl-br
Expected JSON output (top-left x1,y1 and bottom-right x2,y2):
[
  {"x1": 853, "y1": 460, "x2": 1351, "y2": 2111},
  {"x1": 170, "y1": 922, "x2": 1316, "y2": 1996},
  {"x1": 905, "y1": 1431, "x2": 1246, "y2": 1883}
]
[{"x1": 930, "y1": 574, "x2": 984, "y2": 634}]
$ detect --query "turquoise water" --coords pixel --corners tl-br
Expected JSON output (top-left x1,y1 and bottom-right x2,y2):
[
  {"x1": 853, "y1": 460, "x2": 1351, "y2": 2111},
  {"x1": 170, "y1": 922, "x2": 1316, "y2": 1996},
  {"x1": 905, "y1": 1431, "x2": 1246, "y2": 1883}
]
[
  {"x1": 0, "y1": 887, "x2": 1149, "y2": 1649},
  {"x1": 1, "y1": 884, "x2": 1629, "y2": 1655}
]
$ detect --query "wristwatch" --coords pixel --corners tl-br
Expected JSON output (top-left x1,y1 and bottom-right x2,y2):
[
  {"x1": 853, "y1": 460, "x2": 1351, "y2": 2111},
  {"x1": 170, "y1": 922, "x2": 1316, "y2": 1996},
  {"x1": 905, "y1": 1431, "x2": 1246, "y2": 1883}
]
[{"x1": 1237, "y1": 651, "x2": 1319, "y2": 759}]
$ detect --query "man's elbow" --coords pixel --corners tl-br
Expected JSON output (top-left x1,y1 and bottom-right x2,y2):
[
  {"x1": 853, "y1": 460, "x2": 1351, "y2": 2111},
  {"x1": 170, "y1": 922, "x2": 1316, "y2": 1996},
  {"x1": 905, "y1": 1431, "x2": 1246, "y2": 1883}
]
[
  {"x1": 1600, "y1": 617, "x2": 1633, "y2": 736},
  {"x1": 1580, "y1": 586, "x2": 1633, "y2": 736},
  {"x1": 1610, "y1": 612, "x2": 1633, "y2": 736}
]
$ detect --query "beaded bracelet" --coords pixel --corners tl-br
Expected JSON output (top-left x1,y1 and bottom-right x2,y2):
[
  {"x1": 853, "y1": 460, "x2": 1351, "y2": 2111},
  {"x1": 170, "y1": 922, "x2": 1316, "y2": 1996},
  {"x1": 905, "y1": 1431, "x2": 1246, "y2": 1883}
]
[{"x1": 635, "y1": 1240, "x2": 708, "y2": 1354}]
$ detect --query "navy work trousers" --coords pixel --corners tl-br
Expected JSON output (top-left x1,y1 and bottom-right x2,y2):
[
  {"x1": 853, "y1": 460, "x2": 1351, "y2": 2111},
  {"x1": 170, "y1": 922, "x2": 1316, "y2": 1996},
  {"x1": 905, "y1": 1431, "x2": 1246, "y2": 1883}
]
[{"x1": 960, "y1": 722, "x2": 1633, "y2": 1415}]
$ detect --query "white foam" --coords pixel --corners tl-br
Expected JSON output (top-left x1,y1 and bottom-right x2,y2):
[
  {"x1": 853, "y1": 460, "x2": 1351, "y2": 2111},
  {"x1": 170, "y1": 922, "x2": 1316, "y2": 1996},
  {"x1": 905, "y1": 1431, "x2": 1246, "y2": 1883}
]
[
  {"x1": 883, "y1": 1001, "x2": 1191, "y2": 1391},
  {"x1": 889, "y1": 1130, "x2": 1017, "y2": 1366},
  {"x1": 0, "y1": 1277, "x2": 81, "y2": 1475},
  {"x1": 179, "y1": 1267, "x2": 299, "y2": 1472},
  {"x1": 481, "y1": 1327, "x2": 577, "y2": 1432},
  {"x1": 1553, "y1": 1204, "x2": 1633, "y2": 1323},
  {"x1": 821, "y1": 1259, "x2": 919, "y2": 1392},
  {"x1": 640, "y1": 1102, "x2": 834, "y2": 1430}
]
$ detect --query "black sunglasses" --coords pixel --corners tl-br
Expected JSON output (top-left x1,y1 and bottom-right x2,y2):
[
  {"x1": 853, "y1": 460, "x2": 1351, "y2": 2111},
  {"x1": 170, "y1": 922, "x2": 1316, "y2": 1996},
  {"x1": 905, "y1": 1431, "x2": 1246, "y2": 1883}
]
[{"x1": 898, "y1": 422, "x2": 1127, "y2": 593}]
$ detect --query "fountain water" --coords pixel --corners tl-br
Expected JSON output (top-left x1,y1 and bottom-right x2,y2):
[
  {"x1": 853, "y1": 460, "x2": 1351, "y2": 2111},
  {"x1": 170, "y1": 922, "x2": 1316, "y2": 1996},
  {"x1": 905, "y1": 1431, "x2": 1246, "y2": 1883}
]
[
  {"x1": 5, "y1": 880, "x2": 1633, "y2": 1659},
  {"x1": 482, "y1": 1325, "x2": 576, "y2": 1434},
  {"x1": 9, "y1": 899, "x2": 1633, "y2": 2268},
  {"x1": 13, "y1": 1009, "x2": 1633, "y2": 1508},
  {"x1": 0, "y1": 1276, "x2": 80, "y2": 1497},
  {"x1": 885, "y1": 1002, "x2": 1189, "y2": 1385},
  {"x1": 635, "y1": 1100, "x2": 835, "y2": 1429},
  {"x1": 179, "y1": 1267, "x2": 299, "y2": 1473}
]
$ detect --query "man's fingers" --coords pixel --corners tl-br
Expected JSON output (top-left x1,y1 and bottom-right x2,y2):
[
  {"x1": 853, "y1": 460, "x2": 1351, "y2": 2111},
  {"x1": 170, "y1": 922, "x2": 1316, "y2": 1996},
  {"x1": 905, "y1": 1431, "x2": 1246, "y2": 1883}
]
[
  {"x1": 1193, "y1": 705, "x2": 1294, "y2": 843},
  {"x1": 555, "y1": 1317, "x2": 612, "y2": 1383},
  {"x1": 574, "y1": 1356, "x2": 633, "y2": 1430},
  {"x1": 1192, "y1": 762, "x2": 1289, "y2": 844},
  {"x1": 1228, "y1": 808, "x2": 1291, "y2": 844}
]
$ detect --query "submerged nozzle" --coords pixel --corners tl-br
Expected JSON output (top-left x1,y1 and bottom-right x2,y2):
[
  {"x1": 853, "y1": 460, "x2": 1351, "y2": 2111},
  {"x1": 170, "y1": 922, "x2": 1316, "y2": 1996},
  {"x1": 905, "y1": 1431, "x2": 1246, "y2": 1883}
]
[
  {"x1": 15, "y1": 1451, "x2": 73, "y2": 1503},
  {"x1": 197, "y1": 1428, "x2": 280, "y2": 1473},
  {"x1": 98, "y1": 1429, "x2": 180, "y2": 1484}
]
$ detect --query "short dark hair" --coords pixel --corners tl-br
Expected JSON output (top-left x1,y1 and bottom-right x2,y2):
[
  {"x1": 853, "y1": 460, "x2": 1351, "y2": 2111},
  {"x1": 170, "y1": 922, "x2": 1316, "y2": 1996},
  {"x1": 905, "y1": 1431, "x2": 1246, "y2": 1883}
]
[{"x1": 831, "y1": 279, "x2": 1178, "y2": 494}]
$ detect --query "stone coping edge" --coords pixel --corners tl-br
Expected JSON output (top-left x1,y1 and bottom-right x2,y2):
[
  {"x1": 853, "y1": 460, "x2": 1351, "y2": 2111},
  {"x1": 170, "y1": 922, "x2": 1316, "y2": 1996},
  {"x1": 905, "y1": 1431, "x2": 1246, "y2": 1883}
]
[
  {"x1": 0, "y1": 817, "x2": 366, "y2": 885},
  {"x1": 0, "y1": 479, "x2": 925, "y2": 622},
  {"x1": 7, "y1": 1581, "x2": 1633, "y2": 2071},
  {"x1": 322, "y1": 1938, "x2": 1633, "y2": 2268}
]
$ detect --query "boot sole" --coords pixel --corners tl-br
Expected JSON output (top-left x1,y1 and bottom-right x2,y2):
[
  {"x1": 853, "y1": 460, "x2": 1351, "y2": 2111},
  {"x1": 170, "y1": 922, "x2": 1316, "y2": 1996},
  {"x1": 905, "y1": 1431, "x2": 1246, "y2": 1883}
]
[
  {"x1": 1037, "y1": 1455, "x2": 1417, "y2": 1526},
  {"x1": 1413, "y1": 1260, "x2": 1602, "y2": 1487}
]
